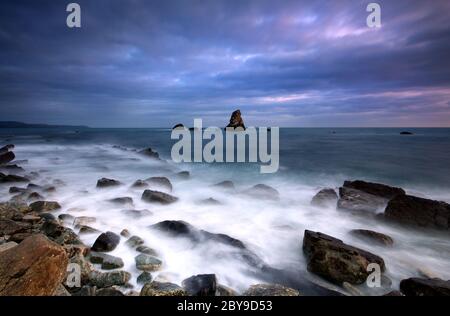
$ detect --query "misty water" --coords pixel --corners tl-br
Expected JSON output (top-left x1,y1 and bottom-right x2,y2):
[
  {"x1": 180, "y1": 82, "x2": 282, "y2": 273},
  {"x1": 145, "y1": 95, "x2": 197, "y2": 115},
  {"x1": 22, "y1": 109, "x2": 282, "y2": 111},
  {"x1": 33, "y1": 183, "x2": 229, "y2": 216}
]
[{"x1": 1, "y1": 127, "x2": 450, "y2": 294}]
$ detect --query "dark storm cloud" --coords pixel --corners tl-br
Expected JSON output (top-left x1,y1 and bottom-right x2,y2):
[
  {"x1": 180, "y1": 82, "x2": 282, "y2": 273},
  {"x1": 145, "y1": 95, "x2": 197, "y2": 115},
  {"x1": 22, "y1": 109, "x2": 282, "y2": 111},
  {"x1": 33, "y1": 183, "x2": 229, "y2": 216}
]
[{"x1": 0, "y1": 0, "x2": 449, "y2": 127}]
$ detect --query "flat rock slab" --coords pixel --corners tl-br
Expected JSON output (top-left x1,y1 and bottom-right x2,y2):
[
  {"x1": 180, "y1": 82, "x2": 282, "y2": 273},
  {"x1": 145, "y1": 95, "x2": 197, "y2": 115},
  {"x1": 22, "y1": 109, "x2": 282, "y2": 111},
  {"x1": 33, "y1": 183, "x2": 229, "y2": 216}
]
[{"x1": 400, "y1": 277, "x2": 450, "y2": 296}]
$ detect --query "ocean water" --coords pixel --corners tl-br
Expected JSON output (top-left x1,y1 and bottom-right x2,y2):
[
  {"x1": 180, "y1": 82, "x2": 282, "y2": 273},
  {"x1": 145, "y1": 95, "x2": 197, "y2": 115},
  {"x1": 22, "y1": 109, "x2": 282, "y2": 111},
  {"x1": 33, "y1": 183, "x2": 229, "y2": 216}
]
[{"x1": 1, "y1": 127, "x2": 450, "y2": 294}]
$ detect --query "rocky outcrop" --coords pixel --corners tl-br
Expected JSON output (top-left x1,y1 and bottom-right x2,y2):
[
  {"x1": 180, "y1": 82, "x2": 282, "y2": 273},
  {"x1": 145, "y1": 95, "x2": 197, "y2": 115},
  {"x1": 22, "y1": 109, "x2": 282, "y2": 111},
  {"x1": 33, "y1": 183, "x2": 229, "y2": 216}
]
[
  {"x1": 140, "y1": 281, "x2": 187, "y2": 296},
  {"x1": 182, "y1": 274, "x2": 217, "y2": 296},
  {"x1": 349, "y1": 229, "x2": 394, "y2": 246},
  {"x1": 138, "y1": 148, "x2": 160, "y2": 159},
  {"x1": 226, "y1": 109, "x2": 246, "y2": 130},
  {"x1": 91, "y1": 232, "x2": 120, "y2": 252},
  {"x1": 302, "y1": 230, "x2": 385, "y2": 285},
  {"x1": 88, "y1": 270, "x2": 131, "y2": 288},
  {"x1": 29, "y1": 201, "x2": 61, "y2": 213},
  {"x1": 400, "y1": 277, "x2": 450, "y2": 296},
  {"x1": 244, "y1": 184, "x2": 279, "y2": 200},
  {"x1": 108, "y1": 197, "x2": 133, "y2": 205},
  {"x1": 0, "y1": 234, "x2": 68, "y2": 295},
  {"x1": 135, "y1": 254, "x2": 162, "y2": 272},
  {"x1": 0, "y1": 151, "x2": 15, "y2": 165},
  {"x1": 96, "y1": 178, "x2": 121, "y2": 188},
  {"x1": 311, "y1": 188, "x2": 338, "y2": 207},
  {"x1": 384, "y1": 194, "x2": 450, "y2": 230},
  {"x1": 343, "y1": 180, "x2": 405, "y2": 199},
  {"x1": 0, "y1": 144, "x2": 14, "y2": 155},
  {"x1": 141, "y1": 189, "x2": 178, "y2": 205},
  {"x1": 338, "y1": 187, "x2": 387, "y2": 213},
  {"x1": 146, "y1": 176, "x2": 173, "y2": 192},
  {"x1": 243, "y1": 284, "x2": 300, "y2": 296},
  {"x1": 0, "y1": 172, "x2": 29, "y2": 183}
]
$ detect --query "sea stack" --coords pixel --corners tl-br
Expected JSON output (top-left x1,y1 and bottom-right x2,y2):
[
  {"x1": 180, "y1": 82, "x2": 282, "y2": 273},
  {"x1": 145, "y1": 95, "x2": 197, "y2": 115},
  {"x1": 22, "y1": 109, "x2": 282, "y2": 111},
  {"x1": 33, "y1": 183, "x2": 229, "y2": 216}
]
[{"x1": 226, "y1": 109, "x2": 246, "y2": 130}]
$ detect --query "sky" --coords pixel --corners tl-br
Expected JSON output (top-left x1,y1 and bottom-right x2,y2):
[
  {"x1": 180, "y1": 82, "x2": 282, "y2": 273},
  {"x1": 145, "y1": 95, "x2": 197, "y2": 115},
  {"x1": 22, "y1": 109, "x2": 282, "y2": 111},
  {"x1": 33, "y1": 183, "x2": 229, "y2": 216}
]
[{"x1": 0, "y1": 0, "x2": 449, "y2": 127}]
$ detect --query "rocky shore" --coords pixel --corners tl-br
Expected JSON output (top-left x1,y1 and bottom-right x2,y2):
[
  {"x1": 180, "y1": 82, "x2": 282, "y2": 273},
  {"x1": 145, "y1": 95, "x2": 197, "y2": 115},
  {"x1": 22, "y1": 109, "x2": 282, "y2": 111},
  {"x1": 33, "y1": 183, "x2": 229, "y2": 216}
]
[{"x1": 1, "y1": 143, "x2": 449, "y2": 296}]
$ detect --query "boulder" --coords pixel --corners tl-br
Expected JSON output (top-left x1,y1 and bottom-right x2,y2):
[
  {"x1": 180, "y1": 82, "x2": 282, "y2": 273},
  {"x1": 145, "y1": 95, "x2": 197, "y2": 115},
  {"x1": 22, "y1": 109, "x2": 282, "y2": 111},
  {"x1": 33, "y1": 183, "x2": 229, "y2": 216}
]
[
  {"x1": 89, "y1": 252, "x2": 124, "y2": 270},
  {"x1": 0, "y1": 173, "x2": 29, "y2": 183},
  {"x1": 28, "y1": 192, "x2": 44, "y2": 201},
  {"x1": 226, "y1": 109, "x2": 246, "y2": 130},
  {"x1": 29, "y1": 201, "x2": 61, "y2": 213},
  {"x1": 120, "y1": 229, "x2": 131, "y2": 238},
  {"x1": 41, "y1": 220, "x2": 83, "y2": 245},
  {"x1": 244, "y1": 184, "x2": 279, "y2": 200},
  {"x1": 0, "y1": 234, "x2": 68, "y2": 295},
  {"x1": 96, "y1": 178, "x2": 121, "y2": 188},
  {"x1": 126, "y1": 235, "x2": 145, "y2": 248},
  {"x1": 0, "y1": 219, "x2": 31, "y2": 236},
  {"x1": 131, "y1": 180, "x2": 148, "y2": 188},
  {"x1": 138, "y1": 148, "x2": 160, "y2": 159},
  {"x1": 121, "y1": 209, "x2": 153, "y2": 218},
  {"x1": 0, "y1": 201, "x2": 31, "y2": 220},
  {"x1": 9, "y1": 186, "x2": 28, "y2": 194},
  {"x1": 73, "y1": 216, "x2": 96, "y2": 226},
  {"x1": 311, "y1": 188, "x2": 338, "y2": 207},
  {"x1": 0, "y1": 151, "x2": 15, "y2": 165},
  {"x1": 108, "y1": 197, "x2": 133, "y2": 205},
  {"x1": 96, "y1": 287, "x2": 125, "y2": 296},
  {"x1": 338, "y1": 187, "x2": 387, "y2": 213},
  {"x1": 176, "y1": 171, "x2": 190, "y2": 179},
  {"x1": 384, "y1": 194, "x2": 450, "y2": 230},
  {"x1": 343, "y1": 180, "x2": 405, "y2": 199},
  {"x1": 243, "y1": 284, "x2": 300, "y2": 296},
  {"x1": 182, "y1": 274, "x2": 217, "y2": 296},
  {"x1": 213, "y1": 180, "x2": 235, "y2": 190},
  {"x1": 135, "y1": 254, "x2": 162, "y2": 271},
  {"x1": 137, "y1": 272, "x2": 153, "y2": 284},
  {"x1": 0, "y1": 144, "x2": 14, "y2": 155},
  {"x1": 91, "y1": 232, "x2": 120, "y2": 252},
  {"x1": 400, "y1": 277, "x2": 450, "y2": 296},
  {"x1": 302, "y1": 230, "x2": 385, "y2": 285},
  {"x1": 77, "y1": 226, "x2": 99, "y2": 235},
  {"x1": 349, "y1": 229, "x2": 394, "y2": 246},
  {"x1": 140, "y1": 281, "x2": 187, "y2": 296},
  {"x1": 136, "y1": 246, "x2": 158, "y2": 256},
  {"x1": 146, "y1": 176, "x2": 173, "y2": 192},
  {"x1": 141, "y1": 189, "x2": 178, "y2": 204},
  {"x1": 88, "y1": 271, "x2": 131, "y2": 288}
]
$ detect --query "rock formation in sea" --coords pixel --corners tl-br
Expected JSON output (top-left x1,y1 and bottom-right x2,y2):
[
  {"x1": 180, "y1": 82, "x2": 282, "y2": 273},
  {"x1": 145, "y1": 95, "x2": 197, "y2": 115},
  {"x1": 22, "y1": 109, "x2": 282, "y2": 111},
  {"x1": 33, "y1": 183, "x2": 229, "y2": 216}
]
[{"x1": 226, "y1": 109, "x2": 246, "y2": 130}]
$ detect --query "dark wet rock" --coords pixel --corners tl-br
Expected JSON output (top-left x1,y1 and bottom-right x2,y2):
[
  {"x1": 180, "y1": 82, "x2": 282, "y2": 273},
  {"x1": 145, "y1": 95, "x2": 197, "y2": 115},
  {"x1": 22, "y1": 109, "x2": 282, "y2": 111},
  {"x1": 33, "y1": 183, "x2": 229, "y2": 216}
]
[
  {"x1": 146, "y1": 177, "x2": 173, "y2": 192},
  {"x1": 41, "y1": 220, "x2": 83, "y2": 245},
  {"x1": 172, "y1": 123, "x2": 185, "y2": 130},
  {"x1": 132, "y1": 179, "x2": 148, "y2": 188},
  {"x1": 96, "y1": 287, "x2": 125, "y2": 296},
  {"x1": 89, "y1": 270, "x2": 131, "y2": 288},
  {"x1": 100, "y1": 255, "x2": 124, "y2": 270},
  {"x1": 108, "y1": 197, "x2": 133, "y2": 205},
  {"x1": 0, "y1": 164, "x2": 24, "y2": 173},
  {"x1": 199, "y1": 197, "x2": 222, "y2": 205},
  {"x1": 91, "y1": 232, "x2": 120, "y2": 252},
  {"x1": 8, "y1": 186, "x2": 27, "y2": 194},
  {"x1": 0, "y1": 201, "x2": 31, "y2": 220},
  {"x1": 176, "y1": 171, "x2": 190, "y2": 179},
  {"x1": 338, "y1": 187, "x2": 387, "y2": 213},
  {"x1": 0, "y1": 234, "x2": 68, "y2": 296},
  {"x1": 244, "y1": 184, "x2": 280, "y2": 200},
  {"x1": 243, "y1": 284, "x2": 300, "y2": 296},
  {"x1": 213, "y1": 180, "x2": 235, "y2": 190},
  {"x1": 39, "y1": 212, "x2": 56, "y2": 221},
  {"x1": 349, "y1": 229, "x2": 394, "y2": 246},
  {"x1": 0, "y1": 144, "x2": 14, "y2": 155},
  {"x1": 302, "y1": 230, "x2": 385, "y2": 285},
  {"x1": 226, "y1": 109, "x2": 246, "y2": 130},
  {"x1": 343, "y1": 180, "x2": 405, "y2": 199},
  {"x1": 121, "y1": 209, "x2": 153, "y2": 218},
  {"x1": 384, "y1": 194, "x2": 450, "y2": 230},
  {"x1": 141, "y1": 189, "x2": 178, "y2": 205},
  {"x1": 125, "y1": 235, "x2": 145, "y2": 248},
  {"x1": 78, "y1": 225, "x2": 100, "y2": 235},
  {"x1": 182, "y1": 274, "x2": 217, "y2": 296},
  {"x1": 29, "y1": 200, "x2": 61, "y2": 213},
  {"x1": 135, "y1": 254, "x2": 162, "y2": 271},
  {"x1": 136, "y1": 245, "x2": 158, "y2": 256},
  {"x1": 96, "y1": 178, "x2": 121, "y2": 188},
  {"x1": 0, "y1": 173, "x2": 29, "y2": 183},
  {"x1": 0, "y1": 151, "x2": 15, "y2": 165},
  {"x1": 58, "y1": 213, "x2": 75, "y2": 224},
  {"x1": 120, "y1": 229, "x2": 131, "y2": 238},
  {"x1": 138, "y1": 147, "x2": 160, "y2": 159},
  {"x1": 311, "y1": 188, "x2": 338, "y2": 207},
  {"x1": 400, "y1": 131, "x2": 413, "y2": 135},
  {"x1": 140, "y1": 281, "x2": 187, "y2": 296},
  {"x1": 400, "y1": 277, "x2": 450, "y2": 296},
  {"x1": 28, "y1": 192, "x2": 44, "y2": 201},
  {"x1": 73, "y1": 216, "x2": 96, "y2": 226},
  {"x1": 137, "y1": 272, "x2": 153, "y2": 284},
  {"x1": 0, "y1": 219, "x2": 31, "y2": 236}
]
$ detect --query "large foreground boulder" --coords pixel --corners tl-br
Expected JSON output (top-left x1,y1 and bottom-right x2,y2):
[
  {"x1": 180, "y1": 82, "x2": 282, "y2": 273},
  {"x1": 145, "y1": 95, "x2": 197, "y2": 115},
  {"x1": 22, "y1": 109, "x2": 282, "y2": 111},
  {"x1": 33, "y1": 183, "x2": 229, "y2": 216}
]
[
  {"x1": 302, "y1": 230, "x2": 385, "y2": 285},
  {"x1": 400, "y1": 277, "x2": 450, "y2": 296},
  {"x1": 0, "y1": 234, "x2": 68, "y2": 295},
  {"x1": 384, "y1": 194, "x2": 450, "y2": 230}
]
